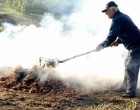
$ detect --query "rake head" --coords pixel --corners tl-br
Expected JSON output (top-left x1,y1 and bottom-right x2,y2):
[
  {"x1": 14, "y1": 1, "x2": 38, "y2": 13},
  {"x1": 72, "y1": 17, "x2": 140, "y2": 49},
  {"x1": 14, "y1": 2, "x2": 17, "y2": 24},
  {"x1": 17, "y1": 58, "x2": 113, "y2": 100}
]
[{"x1": 39, "y1": 57, "x2": 59, "y2": 68}]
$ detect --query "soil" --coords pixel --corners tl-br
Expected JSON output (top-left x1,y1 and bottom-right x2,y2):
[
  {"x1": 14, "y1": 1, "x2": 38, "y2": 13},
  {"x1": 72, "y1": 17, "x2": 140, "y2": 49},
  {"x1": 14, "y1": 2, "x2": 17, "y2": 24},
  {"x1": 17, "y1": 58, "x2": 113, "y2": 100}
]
[{"x1": 0, "y1": 73, "x2": 140, "y2": 110}]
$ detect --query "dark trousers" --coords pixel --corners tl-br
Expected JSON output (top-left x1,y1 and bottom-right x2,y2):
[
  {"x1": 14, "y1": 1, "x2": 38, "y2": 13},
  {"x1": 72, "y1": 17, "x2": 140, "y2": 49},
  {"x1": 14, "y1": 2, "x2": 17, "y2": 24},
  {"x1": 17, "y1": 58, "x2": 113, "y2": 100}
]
[{"x1": 122, "y1": 48, "x2": 140, "y2": 95}]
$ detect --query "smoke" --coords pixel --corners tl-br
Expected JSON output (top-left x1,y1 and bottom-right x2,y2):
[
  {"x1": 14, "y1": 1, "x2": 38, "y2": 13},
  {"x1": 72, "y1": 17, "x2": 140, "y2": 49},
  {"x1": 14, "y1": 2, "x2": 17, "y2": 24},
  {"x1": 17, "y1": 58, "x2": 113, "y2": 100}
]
[
  {"x1": 0, "y1": 0, "x2": 140, "y2": 91},
  {"x1": 41, "y1": 0, "x2": 84, "y2": 16}
]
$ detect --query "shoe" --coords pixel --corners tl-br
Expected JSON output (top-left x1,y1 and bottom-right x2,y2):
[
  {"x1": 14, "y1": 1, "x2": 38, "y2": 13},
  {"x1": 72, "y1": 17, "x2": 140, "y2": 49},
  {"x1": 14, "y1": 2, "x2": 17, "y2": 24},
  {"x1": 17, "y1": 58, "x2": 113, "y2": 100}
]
[{"x1": 122, "y1": 93, "x2": 136, "y2": 98}]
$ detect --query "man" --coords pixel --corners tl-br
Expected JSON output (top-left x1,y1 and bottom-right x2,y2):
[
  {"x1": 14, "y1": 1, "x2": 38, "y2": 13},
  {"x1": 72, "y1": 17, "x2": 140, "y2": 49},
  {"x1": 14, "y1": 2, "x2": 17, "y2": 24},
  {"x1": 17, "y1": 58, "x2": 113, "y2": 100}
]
[{"x1": 96, "y1": 1, "x2": 140, "y2": 98}]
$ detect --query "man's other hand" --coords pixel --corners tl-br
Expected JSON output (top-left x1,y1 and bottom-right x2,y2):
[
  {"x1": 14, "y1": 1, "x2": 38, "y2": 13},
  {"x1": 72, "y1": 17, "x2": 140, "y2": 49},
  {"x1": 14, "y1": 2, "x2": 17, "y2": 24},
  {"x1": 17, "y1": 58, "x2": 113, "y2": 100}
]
[{"x1": 110, "y1": 40, "x2": 120, "y2": 47}]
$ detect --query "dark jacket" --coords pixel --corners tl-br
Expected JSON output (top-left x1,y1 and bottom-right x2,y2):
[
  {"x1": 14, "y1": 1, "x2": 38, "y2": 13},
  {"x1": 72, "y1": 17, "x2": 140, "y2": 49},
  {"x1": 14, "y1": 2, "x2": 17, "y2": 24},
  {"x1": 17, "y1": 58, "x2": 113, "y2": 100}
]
[{"x1": 100, "y1": 11, "x2": 140, "y2": 50}]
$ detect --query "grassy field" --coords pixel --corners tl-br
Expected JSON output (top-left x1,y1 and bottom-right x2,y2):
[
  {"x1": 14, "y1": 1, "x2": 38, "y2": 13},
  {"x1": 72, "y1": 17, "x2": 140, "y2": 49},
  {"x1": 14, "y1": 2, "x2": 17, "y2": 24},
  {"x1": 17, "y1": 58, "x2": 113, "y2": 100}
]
[{"x1": 0, "y1": 3, "x2": 42, "y2": 26}]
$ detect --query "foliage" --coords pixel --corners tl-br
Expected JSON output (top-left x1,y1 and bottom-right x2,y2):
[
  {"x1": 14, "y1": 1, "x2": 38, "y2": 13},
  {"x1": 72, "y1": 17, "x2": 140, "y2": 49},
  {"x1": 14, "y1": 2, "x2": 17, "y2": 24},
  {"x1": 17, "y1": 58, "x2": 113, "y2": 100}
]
[
  {"x1": 0, "y1": 0, "x2": 48, "y2": 15},
  {"x1": 0, "y1": 0, "x2": 4, "y2": 3}
]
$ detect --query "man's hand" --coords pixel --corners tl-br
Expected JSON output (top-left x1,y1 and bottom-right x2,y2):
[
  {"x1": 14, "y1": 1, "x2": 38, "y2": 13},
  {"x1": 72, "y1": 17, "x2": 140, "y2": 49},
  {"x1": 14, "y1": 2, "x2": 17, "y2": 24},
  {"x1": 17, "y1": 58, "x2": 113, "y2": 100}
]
[{"x1": 110, "y1": 39, "x2": 121, "y2": 47}]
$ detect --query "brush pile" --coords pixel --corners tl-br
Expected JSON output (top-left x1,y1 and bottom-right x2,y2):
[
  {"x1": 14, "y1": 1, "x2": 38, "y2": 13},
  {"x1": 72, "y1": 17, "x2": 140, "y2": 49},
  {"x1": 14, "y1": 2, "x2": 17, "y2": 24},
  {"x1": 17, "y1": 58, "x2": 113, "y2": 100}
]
[{"x1": 0, "y1": 65, "x2": 77, "y2": 96}]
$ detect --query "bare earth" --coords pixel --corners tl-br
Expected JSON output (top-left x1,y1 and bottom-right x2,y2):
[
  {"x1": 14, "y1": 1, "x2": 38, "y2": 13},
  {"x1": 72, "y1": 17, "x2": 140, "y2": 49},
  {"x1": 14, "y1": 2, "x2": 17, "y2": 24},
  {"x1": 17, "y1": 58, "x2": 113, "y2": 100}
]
[{"x1": 0, "y1": 74, "x2": 140, "y2": 110}]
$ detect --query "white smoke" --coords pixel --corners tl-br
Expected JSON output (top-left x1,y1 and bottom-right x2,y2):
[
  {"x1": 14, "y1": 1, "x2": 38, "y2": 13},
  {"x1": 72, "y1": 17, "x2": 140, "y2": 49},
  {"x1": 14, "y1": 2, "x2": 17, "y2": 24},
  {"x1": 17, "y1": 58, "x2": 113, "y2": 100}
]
[
  {"x1": 0, "y1": 0, "x2": 140, "y2": 91},
  {"x1": 41, "y1": 0, "x2": 84, "y2": 15}
]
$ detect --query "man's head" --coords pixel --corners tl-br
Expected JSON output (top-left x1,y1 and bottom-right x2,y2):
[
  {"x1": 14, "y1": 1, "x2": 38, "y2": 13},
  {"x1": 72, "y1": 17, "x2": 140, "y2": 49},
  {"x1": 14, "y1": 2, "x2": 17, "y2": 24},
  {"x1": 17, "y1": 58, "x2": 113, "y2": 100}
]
[{"x1": 102, "y1": 1, "x2": 119, "y2": 19}]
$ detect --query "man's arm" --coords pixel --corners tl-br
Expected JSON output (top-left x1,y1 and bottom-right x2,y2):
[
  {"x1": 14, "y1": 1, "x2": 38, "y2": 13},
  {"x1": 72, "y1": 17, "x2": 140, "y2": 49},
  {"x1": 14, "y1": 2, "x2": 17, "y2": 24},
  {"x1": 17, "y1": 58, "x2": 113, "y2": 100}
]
[{"x1": 96, "y1": 21, "x2": 121, "y2": 51}]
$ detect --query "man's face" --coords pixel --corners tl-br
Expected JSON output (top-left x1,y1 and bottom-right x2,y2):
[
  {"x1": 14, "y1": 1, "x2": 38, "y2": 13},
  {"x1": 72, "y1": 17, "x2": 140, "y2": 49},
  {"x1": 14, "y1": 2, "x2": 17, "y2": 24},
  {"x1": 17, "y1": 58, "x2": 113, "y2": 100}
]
[{"x1": 105, "y1": 8, "x2": 115, "y2": 19}]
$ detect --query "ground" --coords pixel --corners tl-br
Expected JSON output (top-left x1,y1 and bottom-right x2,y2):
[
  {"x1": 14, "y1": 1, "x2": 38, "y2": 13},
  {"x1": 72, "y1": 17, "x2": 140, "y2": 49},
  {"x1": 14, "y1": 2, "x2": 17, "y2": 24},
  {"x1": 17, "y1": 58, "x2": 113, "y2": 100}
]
[
  {"x1": 0, "y1": 87, "x2": 140, "y2": 110},
  {"x1": 0, "y1": 74, "x2": 140, "y2": 110}
]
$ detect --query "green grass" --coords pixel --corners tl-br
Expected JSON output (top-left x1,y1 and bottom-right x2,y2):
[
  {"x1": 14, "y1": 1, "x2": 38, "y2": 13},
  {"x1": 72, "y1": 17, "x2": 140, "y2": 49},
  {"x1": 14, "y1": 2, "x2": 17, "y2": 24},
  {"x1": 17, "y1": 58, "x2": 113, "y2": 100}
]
[
  {"x1": 0, "y1": 26, "x2": 4, "y2": 31},
  {"x1": 0, "y1": 3, "x2": 42, "y2": 26}
]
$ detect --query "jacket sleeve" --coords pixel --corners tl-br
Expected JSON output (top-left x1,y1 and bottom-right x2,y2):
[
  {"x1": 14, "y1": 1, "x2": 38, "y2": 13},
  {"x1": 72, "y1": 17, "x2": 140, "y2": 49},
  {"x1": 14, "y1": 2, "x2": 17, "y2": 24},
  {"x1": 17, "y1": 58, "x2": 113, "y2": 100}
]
[{"x1": 99, "y1": 21, "x2": 121, "y2": 48}]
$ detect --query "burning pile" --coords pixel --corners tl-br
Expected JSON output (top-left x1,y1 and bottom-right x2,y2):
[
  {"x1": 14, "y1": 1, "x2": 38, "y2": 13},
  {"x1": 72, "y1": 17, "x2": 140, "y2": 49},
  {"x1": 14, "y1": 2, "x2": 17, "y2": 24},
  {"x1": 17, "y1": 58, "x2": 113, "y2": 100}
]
[{"x1": 0, "y1": 65, "x2": 76, "y2": 95}]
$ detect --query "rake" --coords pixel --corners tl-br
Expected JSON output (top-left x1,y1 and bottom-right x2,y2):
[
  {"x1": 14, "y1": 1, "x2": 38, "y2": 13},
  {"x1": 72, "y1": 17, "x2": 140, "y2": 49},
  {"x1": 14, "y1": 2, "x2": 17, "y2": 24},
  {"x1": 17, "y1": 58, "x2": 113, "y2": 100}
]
[{"x1": 39, "y1": 49, "x2": 96, "y2": 68}]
